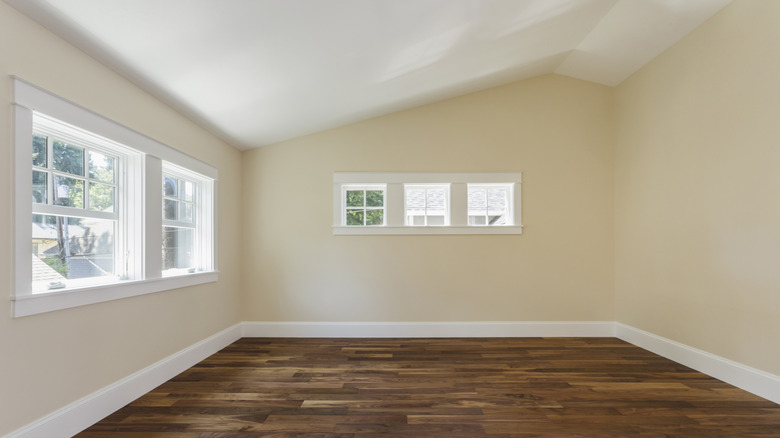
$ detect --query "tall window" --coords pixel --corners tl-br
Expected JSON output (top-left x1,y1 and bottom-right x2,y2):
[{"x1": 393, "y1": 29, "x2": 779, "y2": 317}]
[
  {"x1": 405, "y1": 184, "x2": 449, "y2": 226},
  {"x1": 343, "y1": 185, "x2": 385, "y2": 226},
  {"x1": 30, "y1": 117, "x2": 128, "y2": 292},
  {"x1": 468, "y1": 184, "x2": 513, "y2": 226}
]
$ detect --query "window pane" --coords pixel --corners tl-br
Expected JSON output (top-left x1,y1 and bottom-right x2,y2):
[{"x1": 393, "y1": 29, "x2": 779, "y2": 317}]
[
  {"x1": 88, "y1": 182, "x2": 115, "y2": 213},
  {"x1": 33, "y1": 134, "x2": 47, "y2": 168},
  {"x1": 469, "y1": 215, "x2": 487, "y2": 226},
  {"x1": 180, "y1": 180, "x2": 194, "y2": 201},
  {"x1": 468, "y1": 188, "x2": 487, "y2": 209},
  {"x1": 346, "y1": 209, "x2": 364, "y2": 225},
  {"x1": 366, "y1": 190, "x2": 383, "y2": 207},
  {"x1": 487, "y1": 188, "x2": 508, "y2": 210},
  {"x1": 52, "y1": 140, "x2": 84, "y2": 176},
  {"x1": 164, "y1": 199, "x2": 178, "y2": 220},
  {"x1": 346, "y1": 190, "x2": 364, "y2": 207},
  {"x1": 32, "y1": 215, "x2": 115, "y2": 290},
  {"x1": 366, "y1": 209, "x2": 383, "y2": 226},
  {"x1": 180, "y1": 202, "x2": 193, "y2": 223},
  {"x1": 163, "y1": 176, "x2": 177, "y2": 197},
  {"x1": 163, "y1": 226, "x2": 194, "y2": 271},
  {"x1": 53, "y1": 176, "x2": 84, "y2": 208},
  {"x1": 32, "y1": 170, "x2": 47, "y2": 204},
  {"x1": 89, "y1": 151, "x2": 115, "y2": 183}
]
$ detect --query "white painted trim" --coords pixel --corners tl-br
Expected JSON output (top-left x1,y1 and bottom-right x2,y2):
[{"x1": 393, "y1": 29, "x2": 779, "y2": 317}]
[
  {"x1": 616, "y1": 323, "x2": 780, "y2": 404},
  {"x1": 333, "y1": 225, "x2": 524, "y2": 235},
  {"x1": 12, "y1": 77, "x2": 217, "y2": 179},
  {"x1": 334, "y1": 172, "x2": 522, "y2": 184},
  {"x1": 13, "y1": 272, "x2": 219, "y2": 317},
  {"x1": 241, "y1": 321, "x2": 615, "y2": 338},
  {"x1": 3, "y1": 323, "x2": 241, "y2": 438}
]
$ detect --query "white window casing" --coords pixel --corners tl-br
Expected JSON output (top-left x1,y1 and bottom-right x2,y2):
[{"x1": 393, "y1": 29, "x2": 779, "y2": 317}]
[
  {"x1": 333, "y1": 172, "x2": 522, "y2": 235},
  {"x1": 12, "y1": 77, "x2": 218, "y2": 317}
]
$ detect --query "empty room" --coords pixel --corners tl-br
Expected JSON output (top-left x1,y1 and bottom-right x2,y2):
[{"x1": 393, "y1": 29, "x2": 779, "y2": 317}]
[{"x1": 1, "y1": 0, "x2": 779, "y2": 436}]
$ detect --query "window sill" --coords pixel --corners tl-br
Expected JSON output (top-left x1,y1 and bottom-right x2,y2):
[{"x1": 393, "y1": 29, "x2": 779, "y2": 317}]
[
  {"x1": 333, "y1": 225, "x2": 523, "y2": 235},
  {"x1": 12, "y1": 271, "x2": 219, "y2": 317}
]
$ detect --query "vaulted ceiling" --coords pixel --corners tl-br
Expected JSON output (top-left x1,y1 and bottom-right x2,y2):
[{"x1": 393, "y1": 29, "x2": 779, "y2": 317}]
[{"x1": 6, "y1": 0, "x2": 731, "y2": 149}]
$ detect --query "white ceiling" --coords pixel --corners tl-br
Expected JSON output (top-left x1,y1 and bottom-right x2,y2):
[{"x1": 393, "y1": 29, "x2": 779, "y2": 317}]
[{"x1": 7, "y1": 0, "x2": 731, "y2": 150}]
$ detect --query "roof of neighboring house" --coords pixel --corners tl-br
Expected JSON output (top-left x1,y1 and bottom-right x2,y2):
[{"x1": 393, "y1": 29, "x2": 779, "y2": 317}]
[{"x1": 32, "y1": 254, "x2": 65, "y2": 282}]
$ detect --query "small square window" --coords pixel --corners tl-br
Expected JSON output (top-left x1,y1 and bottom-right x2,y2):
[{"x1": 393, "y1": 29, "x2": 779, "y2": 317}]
[
  {"x1": 343, "y1": 185, "x2": 385, "y2": 226},
  {"x1": 405, "y1": 184, "x2": 449, "y2": 226},
  {"x1": 468, "y1": 184, "x2": 513, "y2": 226}
]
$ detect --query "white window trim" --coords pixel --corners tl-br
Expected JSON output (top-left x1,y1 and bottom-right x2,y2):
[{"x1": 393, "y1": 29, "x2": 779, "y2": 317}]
[
  {"x1": 333, "y1": 172, "x2": 522, "y2": 235},
  {"x1": 12, "y1": 77, "x2": 218, "y2": 317}
]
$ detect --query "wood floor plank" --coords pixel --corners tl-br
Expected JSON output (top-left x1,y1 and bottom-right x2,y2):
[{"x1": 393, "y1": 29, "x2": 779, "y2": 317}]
[{"x1": 76, "y1": 337, "x2": 780, "y2": 437}]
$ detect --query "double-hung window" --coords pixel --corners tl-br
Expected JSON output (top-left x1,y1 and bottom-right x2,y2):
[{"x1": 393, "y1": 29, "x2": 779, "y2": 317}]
[
  {"x1": 467, "y1": 184, "x2": 514, "y2": 226},
  {"x1": 30, "y1": 115, "x2": 138, "y2": 292},
  {"x1": 13, "y1": 77, "x2": 217, "y2": 317}
]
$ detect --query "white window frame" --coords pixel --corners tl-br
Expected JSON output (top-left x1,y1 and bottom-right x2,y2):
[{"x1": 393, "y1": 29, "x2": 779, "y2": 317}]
[
  {"x1": 404, "y1": 184, "x2": 450, "y2": 226},
  {"x1": 161, "y1": 163, "x2": 215, "y2": 277},
  {"x1": 30, "y1": 114, "x2": 139, "y2": 293},
  {"x1": 341, "y1": 184, "x2": 386, "y2": 226},
  {"x1": 467, "y1": 183, "x2": 515, "y2": 226},
  {"x1": 12, "y1": 77, "x2": 218, "y2": 317},
  {"x1": 333, "y1": 172, "x2": 522, "y2": 235}
]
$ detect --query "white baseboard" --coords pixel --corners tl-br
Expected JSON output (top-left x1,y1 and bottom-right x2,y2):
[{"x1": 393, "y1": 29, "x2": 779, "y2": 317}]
[
  {"x1": 8, "y1": 320, "x2": 779, "y2": 438},
  {"x1": 616, "y1": 323, "x2": 780, "y2": 405},
  {"x1": 4, "y1": 323, "x2": 242, "y2": 438},
  {"x1": 240, "y1": 321, "x2": 616, "y2": 338}
]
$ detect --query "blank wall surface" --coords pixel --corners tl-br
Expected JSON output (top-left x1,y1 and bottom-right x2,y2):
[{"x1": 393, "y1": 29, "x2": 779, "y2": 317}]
[
  {"x1": 241, "y1": 75, "x2": 615, "y2": 323},
  {"x1": 614, "y1": 0, "x2": 780, "y2": 375}
]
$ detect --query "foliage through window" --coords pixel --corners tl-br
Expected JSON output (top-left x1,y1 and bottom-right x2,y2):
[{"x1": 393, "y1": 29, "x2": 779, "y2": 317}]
[
  {"x1": 344, "y1": 185, "x2": 385, "y2": 226},
  {"x1": 31, "y1": 127, "x2": 122, "y2": 291}
]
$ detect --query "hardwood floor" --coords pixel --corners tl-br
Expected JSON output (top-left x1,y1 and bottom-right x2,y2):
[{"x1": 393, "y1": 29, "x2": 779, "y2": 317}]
[{"x1": 77, "y1": 337, "x2": 780, "y2": 437}]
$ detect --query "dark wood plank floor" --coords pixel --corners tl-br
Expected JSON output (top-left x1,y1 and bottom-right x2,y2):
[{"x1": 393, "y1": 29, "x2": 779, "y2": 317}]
[{"x1": 77, "y1": 337, "x2": 780, "y2": 437}]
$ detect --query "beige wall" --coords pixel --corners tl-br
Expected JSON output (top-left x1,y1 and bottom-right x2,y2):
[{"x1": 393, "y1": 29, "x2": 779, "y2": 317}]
[
  {"x1": 0, "y1": 4, "x2": 243, "y2": 435},
  {"x1": 614, "y1": 0, "x2": 780, "y2": 374},
  {"x1": 242, "y1": 74, "x2": 615, "y2": 323}
]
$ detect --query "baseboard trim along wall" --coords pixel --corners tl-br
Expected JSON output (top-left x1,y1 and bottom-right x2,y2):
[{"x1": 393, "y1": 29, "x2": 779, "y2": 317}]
[
  {"x1": 4, "y1": 323, "x2": 242, "y2": 438},
  {"x1": 615, "y1": 323, "x2": 780, "y2": 405},
  {"x1": 6, "y1": 321, "x2": 780, "y2": 438},
  {"x1": 240, "y1": 320, "x2": 617, "y2": 338}
]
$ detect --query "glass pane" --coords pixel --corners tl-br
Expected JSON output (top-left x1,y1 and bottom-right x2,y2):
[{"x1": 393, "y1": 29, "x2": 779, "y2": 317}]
[
  {"x1": 426, "y1": 189, "x2": 446, "y2": 210},
  {"x1": 32, "y1": 215, "x2": 115, "y2": 291},
  {"x1": 468, "y1": 188, "x2": 487, "y2": 208},
  {"x1": 411, "y1": 215, "x2": 425, "y2": 226},
  {"x1": 163, "y1": 176, "x2": 177, "y2": 197},
  {"x1": 32, "y1": 170, "x2": 47, "y2": 204},
  {"x1": 346, "y1": 190, "x2": 364, "y2": 207},
  {"x1": 427, "y1": 215, "x2": 445, "y2": 226},
  {"x1": 366, "y1": 190, "x2": 383, "y2": 207},
  {"x1": 88, "y1": 182, "x2": 115, "y2": 213},
  {"x1": 346, "y1": 209, "x2": 364, "y2": 226},
  {"x1": 52, "y1": 140, "x2": 84, "y2": 176},
  {"x1": 180, "y1": 180, "x2": 194, "y2": 201},
  {"x1": 487, "y1": 188, "x2": 508, "y2": 210},
  {"x1": 366, "y1": 209, "x2": 383, "y2": 226},
  {"x1": 163, "y1": 226, "x2": 194, "y2": 271},
  {"x1": 487, "y1": 213, "x2": 507, "y2": 225},
  {"x1": 53, "y1": 176, "x2": 84, "y2": 208},
  {"x1": 180, "y1": 202, "x2": 193, "y2": 223},
  {"x1": 89, "y1": 151, "x2": 115, "y2": 183},
  {"x1": 164, "y1": 199, "x2": 178, "y2": 220},
  {"x1": 406, "y1": 189, "x2": 425, "y2": 210},
  {"x1": 33, "y1": 134, "x2": 47, "y2": 168},
  {"x1": 469, "y1": 215, "x2": 487, "y2": 226}
]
